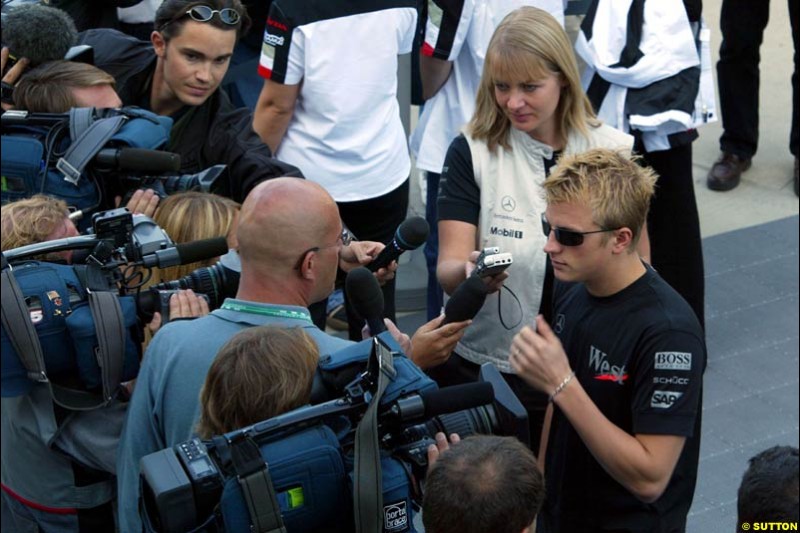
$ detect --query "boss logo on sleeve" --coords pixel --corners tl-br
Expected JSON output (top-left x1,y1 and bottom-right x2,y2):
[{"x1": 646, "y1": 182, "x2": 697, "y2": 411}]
[{"x1": 654, "y1": 352, "x2": 692, "y2": 371}]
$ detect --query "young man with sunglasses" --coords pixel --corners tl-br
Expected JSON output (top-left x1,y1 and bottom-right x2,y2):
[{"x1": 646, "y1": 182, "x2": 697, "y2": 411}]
[
  {"x1": 510, "y1": 149, "x2": 706, "y2": 533},
  {"x1": 77, "y1": 0, "x2": 301, "y2": 202}
]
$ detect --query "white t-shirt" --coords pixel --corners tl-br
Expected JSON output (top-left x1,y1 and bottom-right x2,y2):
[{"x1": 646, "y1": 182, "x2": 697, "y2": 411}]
[
  {"x1": 409, "y1": 0, "x2": 565, "y2": 174},
  {"x1": 259, "y1": 1, "x2": 416, "y2": 202}
]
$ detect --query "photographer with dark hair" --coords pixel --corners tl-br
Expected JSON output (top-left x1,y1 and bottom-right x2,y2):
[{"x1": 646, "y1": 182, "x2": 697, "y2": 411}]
[
  {"x1": 737, "y1": 445, "x2": 799, "y2": 528},
  {"x1": 423, "y1": 434, "x2": 545, "y2": 533},
  {"x1": 76, "y1": 0, "x2": 301, "y2": 203}
]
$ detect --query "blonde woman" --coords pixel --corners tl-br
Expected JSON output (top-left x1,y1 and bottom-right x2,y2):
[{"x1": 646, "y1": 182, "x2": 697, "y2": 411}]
[
  {"x1": 150, "y1": 191, "x2": 240, "y2": 284},
  {"x1": 434, "y1": 6, "x2": 637, "y2": 453}
]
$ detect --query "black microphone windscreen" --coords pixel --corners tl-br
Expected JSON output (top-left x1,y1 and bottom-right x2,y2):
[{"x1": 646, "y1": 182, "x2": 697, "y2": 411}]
[
  {"x1": 443, "y1": 275, "x2": 489, "y2": 325},
  {"x1": 115, "y1": 148, "x2": 181, "y2": 174},
  {"x1": 420, "y1": 382, "x2": 494, "y2": 419},
  {"x1": 4, "y1": 5, "x2": 78, "y2": 66},
  {"x1": 396, "y1": 216, "x2": 429, "y2": 250},
  {"x1": 345, "y1": 266, "x2": 384, "y2": 322},
  {"x1": 175, "y1": 237, "x2": 228, "y2": 265}
]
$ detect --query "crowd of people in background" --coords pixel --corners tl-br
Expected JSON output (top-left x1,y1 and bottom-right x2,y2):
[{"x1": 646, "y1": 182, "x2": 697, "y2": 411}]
[{"x1": 1, "y1": 0, "x2": 798, "y2": 532}]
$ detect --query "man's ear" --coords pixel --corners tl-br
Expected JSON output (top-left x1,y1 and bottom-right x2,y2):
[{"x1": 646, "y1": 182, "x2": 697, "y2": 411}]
[
  {"x1": 298, "y1": 250, "x2": 316, "y2": 280},
  {"x1": 610, "y1": 227, "x2": 635, "y2": 254},
  {"x1": 151, "y1": 31, "x2": 167, "y2": 58}
]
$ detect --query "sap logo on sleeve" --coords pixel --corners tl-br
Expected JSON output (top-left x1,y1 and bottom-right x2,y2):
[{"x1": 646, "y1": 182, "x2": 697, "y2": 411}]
[
  {"x1": 651, "y1": 390, "x2": 683, "y2": 409},
  {"x1": 654, "y1": 352, "x2": 692, "y2": 371}
]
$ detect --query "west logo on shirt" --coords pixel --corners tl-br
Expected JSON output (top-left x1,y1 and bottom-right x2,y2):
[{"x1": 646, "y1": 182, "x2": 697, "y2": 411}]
[
  {"x1": 589, "y1": 345, "x2": 628, "y2": 384},
  {"x1": 654, "y1": 352, "x2": 692, "y2": 371}
]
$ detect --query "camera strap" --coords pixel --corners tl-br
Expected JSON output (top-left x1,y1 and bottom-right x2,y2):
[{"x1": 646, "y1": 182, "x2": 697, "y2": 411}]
[
  {"x1": 87, "y1": 290, "x2": 125, "y2": 404},
  {"x1": 353, "y1": 338, "x2": 397, "y2": 533},
  {"x1": 56, "y1": 108, "x2": 127, "y2": 185},
  {"x1": 230, "y1": 434, "x2": 287, "y2": 533},
  {"x1": 0, "y1": 260, "x2": 111, "y2": 410}
]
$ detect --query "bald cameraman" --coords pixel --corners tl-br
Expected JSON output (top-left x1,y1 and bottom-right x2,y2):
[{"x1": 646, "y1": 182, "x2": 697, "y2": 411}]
[{"x1": 116, "y1": 178, "x2": 471, "y2": 532}]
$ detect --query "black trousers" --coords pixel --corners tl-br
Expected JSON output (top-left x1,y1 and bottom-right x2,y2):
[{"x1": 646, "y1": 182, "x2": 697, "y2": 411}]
[
  {"x1": 426, "y1": 353, "x2": 547, "y2": 458},
  {"x1": 717, "y1": 0, "x2": 799, "y2": 158},
  {"x1": 643, "y1": 144, "x2": 706, "y2": 330},
  {"x1": 309, "y1": 180, "x2": 410, "y2": 339}
]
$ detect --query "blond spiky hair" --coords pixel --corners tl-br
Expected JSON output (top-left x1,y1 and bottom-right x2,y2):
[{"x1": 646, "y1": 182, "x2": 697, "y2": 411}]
[{"x1": 544, "y1": 149, "x2": 657, "y2": 249}]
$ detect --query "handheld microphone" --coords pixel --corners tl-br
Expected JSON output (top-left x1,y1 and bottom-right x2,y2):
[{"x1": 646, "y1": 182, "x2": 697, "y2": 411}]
[
  {"x1": 140, "y1": 237, "x2": 228, "y2": 268},
  {"x1": 367, "y1": 216, "x2": 429, "y2": 272},
  {"x1": 387, "y1": 382, "x2": 495, "y2": 421},
  {"x1": 345, "y1": 266, "x2": 386, "y2": 334},
  {"x1": 442, "y1": 275, "x2": 489, "y2": 325},
  {"x1": 94, "y1": 148, "x2": 181, "y2": 174},
  {"x1": 3, "y1": 5, "x2": 78, "y2": 67}
]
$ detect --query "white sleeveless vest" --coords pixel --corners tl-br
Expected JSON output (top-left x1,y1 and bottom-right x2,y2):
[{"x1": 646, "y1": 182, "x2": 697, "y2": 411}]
[{"x1": 456, "y1": 123, "x2": 633, "y2": 372}]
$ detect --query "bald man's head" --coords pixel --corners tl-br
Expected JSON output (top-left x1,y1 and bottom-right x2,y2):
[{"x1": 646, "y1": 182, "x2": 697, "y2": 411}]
[{"x1": 237, "y1": 178, "x2": 341, "y2": 276}]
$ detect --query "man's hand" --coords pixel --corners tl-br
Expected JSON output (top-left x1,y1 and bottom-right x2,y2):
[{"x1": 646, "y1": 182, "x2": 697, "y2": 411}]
[
  {"x1": 146, "y1": 289, "x2": 210, "y2": 334},
  {"x1": 339, "y1": 240, "x2": 397, "y2": 285},
  {"x1": 1, "y1": 47, "x2": 30, "y2": 111},
  {"x1": 363, "y1": 318, "x2": 413, "y2": 355},
  {"x1": 407, "y1": 314, "x2": 470, "y2": 369},
  {"x1": 467, "y1": 250, "x2": 508, "y2": 294},
  {"x1": 510, "y1": 315, "x2": 572, "y2": 394},
  {"x1": 426, "y1": 432, "x2": 461, "y2": 468},
  {"x1": 119, "y1": 188, "x2": 160, "y2": 218}
]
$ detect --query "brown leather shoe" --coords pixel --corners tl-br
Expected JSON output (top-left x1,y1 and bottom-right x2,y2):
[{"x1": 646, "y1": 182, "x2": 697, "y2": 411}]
[{"x1": 707, "y1": 152, "x2": 752, "y2": 191}]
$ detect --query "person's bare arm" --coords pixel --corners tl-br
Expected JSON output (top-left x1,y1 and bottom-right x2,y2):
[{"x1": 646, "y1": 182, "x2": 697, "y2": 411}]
[
  {"x1": 437, "y1": 220, "x2": 477, "y2": 295},
  {"x1": 511, "y1": 316, "x2": 686, "y2": 503},
  {"x1": 419, "y1": 53, "x2": 453, "y2": 100},
  {"x1": 1, "y1": 46, "x2": 29, "y2": 111},
  {"x1": 253, "y1": 79, "x2": 301, "y2": 153}
]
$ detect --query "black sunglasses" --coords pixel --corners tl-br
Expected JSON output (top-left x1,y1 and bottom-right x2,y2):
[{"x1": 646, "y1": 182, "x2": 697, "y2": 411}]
[
  {"x1": 160, "y1": 5, "x2": 241, "y2": 31},
  {"x1": 541, "y1": 214, "x2": 618, "y2": 247}
]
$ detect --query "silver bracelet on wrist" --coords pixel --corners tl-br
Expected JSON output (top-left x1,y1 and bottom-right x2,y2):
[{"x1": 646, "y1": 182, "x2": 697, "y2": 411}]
[{"x1": 549, "y1": 371, "x2": 576, "y2": 403}]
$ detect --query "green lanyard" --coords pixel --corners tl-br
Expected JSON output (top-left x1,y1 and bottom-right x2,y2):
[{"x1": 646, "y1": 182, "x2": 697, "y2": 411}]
[{"x1": 220, "y1": 301, "x2": 313, "y2": 324}]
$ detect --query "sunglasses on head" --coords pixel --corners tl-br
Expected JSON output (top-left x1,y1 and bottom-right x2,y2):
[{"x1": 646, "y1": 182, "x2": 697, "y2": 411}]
[
  {"x1": 541, "y1": 214, "x2": 618, "y2": 247},
  {"x1": 160, "y1": 5, "x2": 241, "y2": 31}
]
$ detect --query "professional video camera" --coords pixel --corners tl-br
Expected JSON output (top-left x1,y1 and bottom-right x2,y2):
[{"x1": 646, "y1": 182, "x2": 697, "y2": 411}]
[
  {"x1": 1, "y1": 107, "x2": 227, "y2": 228},
  {"x1": 147, "y1": 248, "x2": 240, "y2": 310},
  {"x1": 1, "y1": 207, "x2": 227, "y2": 409},
  {"x1": 140, "y1": 335, "x2": 528, "y2": 533}
]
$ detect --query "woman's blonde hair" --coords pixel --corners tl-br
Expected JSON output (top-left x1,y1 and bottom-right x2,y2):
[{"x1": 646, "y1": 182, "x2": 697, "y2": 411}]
[
  {"x1": 196, "y1": 326, "x2": 319, "y2": 438},
  {"x1": 468, "y1": 6, "x2": 598, "y2": 152},
  {"x1": 151, "y1": 192, "x2": 239, "y2": 283}
]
